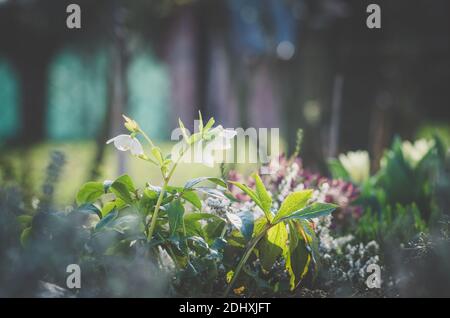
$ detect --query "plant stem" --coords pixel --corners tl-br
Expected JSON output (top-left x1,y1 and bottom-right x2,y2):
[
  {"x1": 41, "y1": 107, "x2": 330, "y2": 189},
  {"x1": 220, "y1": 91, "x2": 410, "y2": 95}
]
[
  {"x1": 139, "y1": 129, "x2": 155, "y2": 149},
  {"x1": 147, "y1": 179, "x2": 167, "y2": 241},
  {"x1": 223, "y1": 226, "x2": 269, "y2": 297},
  {"x1": 147, "y1": 145, "x2": 189, "y2": 241}
]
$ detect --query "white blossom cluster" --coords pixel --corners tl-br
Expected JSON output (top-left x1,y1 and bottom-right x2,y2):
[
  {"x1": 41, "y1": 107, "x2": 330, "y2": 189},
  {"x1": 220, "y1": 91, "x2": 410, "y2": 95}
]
[
  {"x1": 275, "y1": 162, "x2": 301, "y2": 207},
  {"x1": 204, "y1": 196, "x2": 259, "y2": 219},
  {"x1": 315, "y1": 214, "x2": 381, "y2": 285}
]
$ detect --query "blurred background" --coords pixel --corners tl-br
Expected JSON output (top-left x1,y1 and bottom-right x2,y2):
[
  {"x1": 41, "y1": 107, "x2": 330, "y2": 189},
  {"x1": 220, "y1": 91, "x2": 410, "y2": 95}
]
[{"x1": 0, "y1": 0, "x2": 449, "y2": 205}]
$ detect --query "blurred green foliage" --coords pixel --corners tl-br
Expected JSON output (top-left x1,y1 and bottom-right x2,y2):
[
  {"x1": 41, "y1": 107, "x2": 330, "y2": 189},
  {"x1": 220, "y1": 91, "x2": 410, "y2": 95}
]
[{"x1": 329, "y1": 135, "x2": 449, "y2": 244}]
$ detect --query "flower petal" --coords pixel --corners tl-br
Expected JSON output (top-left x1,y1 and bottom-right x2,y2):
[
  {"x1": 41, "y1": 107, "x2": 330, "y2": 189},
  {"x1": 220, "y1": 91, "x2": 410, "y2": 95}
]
[
  {"x1": 130, "y1": 138, "x2": 144, "y2": 156},
  {"x1": 222, "y1": 128, "x2": 237, "y2": 139},
  {"x1": 202, "y1": 151, "x2": 215, "y2": 167},
  {"x1": 209, "y1": 136, "x2": 232, "y2": 150},
  {"x1": 107, "y1": 134, "x2": 133, "y2": 151}
]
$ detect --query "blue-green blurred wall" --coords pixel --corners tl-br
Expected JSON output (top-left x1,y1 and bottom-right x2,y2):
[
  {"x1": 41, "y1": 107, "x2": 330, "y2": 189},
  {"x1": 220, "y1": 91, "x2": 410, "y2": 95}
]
[
  {"x1": 0, "y1": 58, "x2": 20, "y2": 139},
  {"x1": 0, "y1": 48, "x2": 170, "y2": 142}
]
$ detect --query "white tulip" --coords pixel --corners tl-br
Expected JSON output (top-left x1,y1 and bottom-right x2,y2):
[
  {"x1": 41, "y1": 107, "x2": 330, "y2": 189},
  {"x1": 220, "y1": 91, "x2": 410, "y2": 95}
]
[
  {"x1": 339, "y1": 150, "x2": 370, "y2": 183},
  {"x1": 401, "y1": 139, "x2": 434, "y2": 168},
  {"x1": 106, "y1": 134, "x2": 144, "y2": 156}
]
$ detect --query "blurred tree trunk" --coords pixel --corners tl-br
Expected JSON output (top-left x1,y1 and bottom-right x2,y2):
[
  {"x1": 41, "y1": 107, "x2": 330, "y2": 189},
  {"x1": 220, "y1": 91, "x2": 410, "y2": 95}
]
[
  {"x1": 16, "y1": 53, "x2": 52, "y2": 144},
  {"x1": 164, "y1": 7, "x2": 198, "y2": 130},
  {"x1": 90, "y1": 1, "x2": 129, "y2": 179}
]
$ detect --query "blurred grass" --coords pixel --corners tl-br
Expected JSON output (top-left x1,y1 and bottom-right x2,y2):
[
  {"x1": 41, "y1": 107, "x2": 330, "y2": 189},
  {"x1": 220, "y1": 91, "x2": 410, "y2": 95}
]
[{"x1": 0, "y1": 141, "x2": 261, "y2": 206}]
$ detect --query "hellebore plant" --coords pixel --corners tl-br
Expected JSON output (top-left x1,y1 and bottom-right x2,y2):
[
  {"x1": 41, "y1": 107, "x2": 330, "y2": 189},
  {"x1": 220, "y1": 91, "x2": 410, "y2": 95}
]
[
  {"x1": 74, "y1": 112, "x2": 238, "y2": 292},
  {"x1": 224, "y1": 173, "x2": 337, "y2": 296},
  {"x1": 74, "y1": 113, "x2": 336, "y2": 296},
  {"x1": 105, "y1": 113, "x2": 236, "y2": 241}
]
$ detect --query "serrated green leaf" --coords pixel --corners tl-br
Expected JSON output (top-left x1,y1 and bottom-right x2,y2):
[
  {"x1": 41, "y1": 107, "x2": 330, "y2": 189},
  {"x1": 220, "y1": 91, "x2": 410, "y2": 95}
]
[
  {"x1": 229, "y1": 181, "x2": 264, "y2": 211},
  {"x1": 178, "y1": 118, "x2": 190, "y2": 144},
  {"x1": 185, "y1": 176, "x2": 227, "y2": 189},
  {"x1": 286, "y1": 202, "x2": 338, "y2": 221},
  {"x1": 252, "y1": 173, "x2": 272, "y2": 217},
  {"x1": 298, "y1": 220, "x2": 320, "y2": 267},
  {"x1": 258, "y1": 222, "x2": 288, "y2": 271},
  {"x1": 203, "y1": 117, "x2": 215, "y2": 133},
  {"x1": 273, "y1": 190, "x2": 313, "y2": 223},
  {"x1": 285, "y1": 222, "x2": 311, "y2": 290},
  {"x1": 198, "y1": 111, "x2": 204, "y2": 133}
]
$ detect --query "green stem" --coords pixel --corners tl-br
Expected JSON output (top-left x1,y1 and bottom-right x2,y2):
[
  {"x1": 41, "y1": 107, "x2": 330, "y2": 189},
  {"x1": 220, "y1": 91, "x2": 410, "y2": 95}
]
[
  {"x1": 223, "y1": 226, "x2": 269, "y2": 297},
  {"x1": 147, "y1": 179, "x2": 167, "y2": 241},
  {"x1": 220, "y1": 223, "x2": 228, "y2": 239},
  {"x1": 146, "y1": 145, "x2": 189, "y2": 241},
  {"x1": 139, "y1": 129, "x2": 155, "y2": 149}
]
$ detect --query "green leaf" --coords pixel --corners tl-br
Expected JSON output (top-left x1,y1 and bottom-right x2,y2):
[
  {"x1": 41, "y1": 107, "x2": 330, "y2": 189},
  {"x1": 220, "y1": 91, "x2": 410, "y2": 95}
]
[
  {"x1": 298, "y1": 220, "x2": 320, "y2": 267},
  {"x1": 226, "y1": 211, "x2": 254, "y2": 241},
  {"x1": 204, "y1": 218, "x2": 226, "y2": 243},
  {"x1": 252, "y1": 217, "x2": 268, "y2": 238},
  {"x1": 20, "y1": 227, "x2": 32, "y2": 247},
  {"x1": 151, "y1": 147, "x2": 164, "y2": 165},
  {"x1": 195, "y1": 187, "x2": 228, "y2": 199},
  {"x1": 101, "y1": 201, "x2": 116, "y2": 218},
  {"x1": 252, "y1": 173, "x2": 272, "y2": 217},
  {"x1": 77, "y1": 203, "x2": 102, "y2": 218},
  {"x1": 143, "y1": 188, "x2": 158, "y2": 200},
  {"x1": 258, "y1": 222, "x2": 288, "y2": 271},
  {"x1": 286, "y1": 202, "x2": 338, "y2": 221},
  {"x1": 178, "y1": 118, "x2": 190, "y2": 144},
  {"x1": 76, "y1": 181, "x2": 104, "y2": 205},
  {"x1": 285, "y1": 222, "x2": 311, "y2": 290},
  {"x1": 113, "y1": 174, "x2": 135, "y2": 192},
  {"x1": 182, "y1": 191, "x2": 202, "y2": 210},
  {"x1": 229, "y1": 181, "x2": 263, "y2": 210},
  {"x1": 187, "y1": 236, "x2": 210, "y2": 256},
  {"x1": 273, "y1": 190, "x2": 313, "y2": 223},
  {"x1": 203, "y1": 117, "x2": 215, "y2": 133},
  {"x1": 184, "y1": 213, "x2": 225, "y2": 223},
  {"x1": 198, "y1": 110, "x2": 204, "y2": 133},
  {"x1": 185, "y1": 177, "x2": 227, "y2": 189},
  {"x1": 111, "y1": 214, "x2": 143, "y2": 236},
  {"x1": 95, "y1": 209, "x2": 118, "y2": 230},
  {"x1": 166, "y1": 199, "x2": 185, "y2": 236},
  {"x1": 110, "y1": 175, "x2": 136, "y2": 204},
  {"x1": 188, "y1": 132, "x2": 203, "y2": 144}
]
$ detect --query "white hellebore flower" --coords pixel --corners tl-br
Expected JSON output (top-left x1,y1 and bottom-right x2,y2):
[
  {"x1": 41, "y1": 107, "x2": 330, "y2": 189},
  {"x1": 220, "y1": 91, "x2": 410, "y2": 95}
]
[
  {"x1": 107, "y1": 134, "x2": 144, "y2": 156},
  {"x1": 206, "y1": 125, "x2": 237, "y2": 150},
  {"x1": 201, "y1": 125, "x2": 237, "y2": 167}
]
